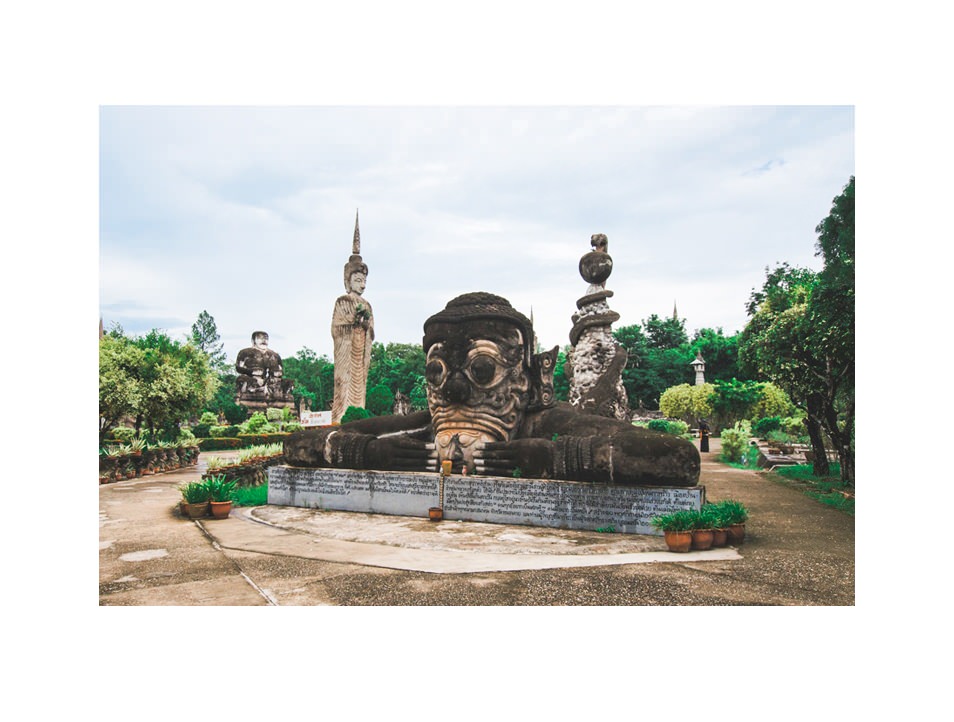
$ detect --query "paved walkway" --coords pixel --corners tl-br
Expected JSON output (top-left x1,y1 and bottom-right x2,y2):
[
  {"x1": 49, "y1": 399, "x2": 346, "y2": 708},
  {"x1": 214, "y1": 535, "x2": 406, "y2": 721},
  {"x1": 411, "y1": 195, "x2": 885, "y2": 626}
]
[{"x1": 99, "y1": 439, "x2": 854, "y2": 605}]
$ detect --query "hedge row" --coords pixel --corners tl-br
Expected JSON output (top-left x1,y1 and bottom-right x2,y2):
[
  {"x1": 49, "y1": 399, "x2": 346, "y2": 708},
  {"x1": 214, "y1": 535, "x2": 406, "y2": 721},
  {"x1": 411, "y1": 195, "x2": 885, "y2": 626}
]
[{"x1": 197, "y1": 433, "x2": 292, "y2": 451}]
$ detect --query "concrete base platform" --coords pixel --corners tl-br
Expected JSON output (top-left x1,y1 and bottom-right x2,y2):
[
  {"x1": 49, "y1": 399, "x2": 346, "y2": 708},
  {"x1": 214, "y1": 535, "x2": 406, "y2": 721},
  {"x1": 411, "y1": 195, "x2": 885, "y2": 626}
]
[
  {"x1": 268, "y1": 465, "x2": 705, "y2": 535},
  {"x1": 203, "y1": 505, "x2": 741, "y2": 574}
]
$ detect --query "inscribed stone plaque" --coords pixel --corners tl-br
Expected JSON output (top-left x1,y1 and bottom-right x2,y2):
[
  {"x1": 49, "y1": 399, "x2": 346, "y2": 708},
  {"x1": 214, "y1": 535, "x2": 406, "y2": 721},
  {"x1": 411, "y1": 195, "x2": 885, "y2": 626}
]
[{"x1": 268, "y1": 465, "x2": 704, "y2": 535}]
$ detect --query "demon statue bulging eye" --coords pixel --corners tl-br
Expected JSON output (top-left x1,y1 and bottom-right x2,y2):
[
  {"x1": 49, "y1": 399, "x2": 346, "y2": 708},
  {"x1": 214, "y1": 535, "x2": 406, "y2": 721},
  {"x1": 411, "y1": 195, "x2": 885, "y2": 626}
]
[{"x1": 425, "y1": 329, "x2": 530, "y2": 472}]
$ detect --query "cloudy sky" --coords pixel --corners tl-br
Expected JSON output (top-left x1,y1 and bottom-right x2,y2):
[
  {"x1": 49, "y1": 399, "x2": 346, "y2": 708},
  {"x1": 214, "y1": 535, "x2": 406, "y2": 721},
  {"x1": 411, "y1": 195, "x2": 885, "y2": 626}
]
[{"x1": 99, "y1": 105, "x2": 853, "y2": 362}]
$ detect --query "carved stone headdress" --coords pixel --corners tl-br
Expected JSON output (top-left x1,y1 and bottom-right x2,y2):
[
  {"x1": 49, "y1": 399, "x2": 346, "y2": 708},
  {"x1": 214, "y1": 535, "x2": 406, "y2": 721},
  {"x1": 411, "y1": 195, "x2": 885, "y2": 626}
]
[
  {"x1": 343, "y1": 209, "x2": 369, "y2": 291},
  {"x1": 423, "y1": 292, "x2": 557, "y2": 411}
]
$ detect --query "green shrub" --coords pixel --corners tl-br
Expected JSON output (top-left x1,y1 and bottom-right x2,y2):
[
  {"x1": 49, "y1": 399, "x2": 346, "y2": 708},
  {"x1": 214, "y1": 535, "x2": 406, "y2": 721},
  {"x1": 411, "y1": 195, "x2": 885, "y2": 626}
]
[
  {"x1": 720, "y1": 421, "x2": 750, "y2": 463},
  {"x1": 209, "y1": 425, "x2": 241, "y2": 438},
  {"x1": 666, "y1": 420, "x2": 689, "y2": 437},
  {"x1": 283, "y1": 422, "x2": 303, "y2": 433},
  {"x1": 237, "y1": 433, "x2": 291, "y2": 446},
  {"x1": 341, "y1": 406, "x2": 372, "y2": 424},
  {"x1": 752, "y1": 416, "x2": 782, "y2": 437},
  {"x1": 243, "y1": 412, "x2": 270, "y2": 434},
  {"x1": 766, "y1": 429, "x2": 793, "y2": 444},
  {"x1": 781, "y1": 414, "x2": 806, "y2": 436},
  {"x1": 659, "y1": 383, "x2": 715, "y2": 424},
  {"x1": 647, "y1": 419, "x2": 670, "y2": 433},
  {"x1": 192, "y1": 423, "x2": 211, "y2": 438},
  {"x1": 200, "y1": 411, "x2": 219, "y2": 426},
  {"x1": 111, "y1": 427, "x2": 137, "y2": 443},
  {"x1": 265, "y1": 407, "x2": 283, "y2": 422},
  {"x1": 197, "y1": 437, "x2": 244, "y2": 451},
  {"x1": 751, "y1": 382, "x2": 794, "y2": 419}
]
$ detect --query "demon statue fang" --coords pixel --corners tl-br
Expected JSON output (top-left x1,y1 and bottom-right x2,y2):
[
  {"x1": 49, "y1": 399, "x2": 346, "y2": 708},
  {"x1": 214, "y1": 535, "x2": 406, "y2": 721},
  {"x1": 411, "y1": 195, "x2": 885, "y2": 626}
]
[{"x1": 283, "y1": 292, "x2": 700, "y2": 487}]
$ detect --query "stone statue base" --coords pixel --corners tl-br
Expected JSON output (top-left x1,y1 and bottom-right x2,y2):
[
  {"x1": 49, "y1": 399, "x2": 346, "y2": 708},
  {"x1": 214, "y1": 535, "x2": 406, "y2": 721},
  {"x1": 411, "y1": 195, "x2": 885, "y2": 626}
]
[
  {"x1": 268, "y1": 466, "x2": 705, "y2": 535},
  {"x1": 236, "y1": 397, "x2": 296, "y2": 412}
]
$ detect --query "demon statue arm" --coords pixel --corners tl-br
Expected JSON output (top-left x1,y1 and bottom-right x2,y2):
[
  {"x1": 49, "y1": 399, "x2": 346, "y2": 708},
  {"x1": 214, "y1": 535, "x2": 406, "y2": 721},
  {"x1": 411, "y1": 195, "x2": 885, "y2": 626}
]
[
  {"x1": 283, "y1": 410, "x2": 436, "y2": 472},
  {"x1": 473, "y1": 402, "x2": 699, "y2": 486}
]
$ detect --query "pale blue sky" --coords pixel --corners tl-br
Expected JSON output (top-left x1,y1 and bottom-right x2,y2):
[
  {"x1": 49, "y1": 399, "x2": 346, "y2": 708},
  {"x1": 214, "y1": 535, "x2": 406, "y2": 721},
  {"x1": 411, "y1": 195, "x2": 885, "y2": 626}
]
[{"x1": 99, "y1": 105, "x2": 853, "y2": 362}]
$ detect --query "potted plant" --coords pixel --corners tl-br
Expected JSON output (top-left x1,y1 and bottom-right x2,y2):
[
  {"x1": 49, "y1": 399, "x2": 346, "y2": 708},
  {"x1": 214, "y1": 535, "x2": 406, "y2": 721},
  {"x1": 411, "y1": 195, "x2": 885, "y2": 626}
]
[
  {"x1": 714, "y1": 499, "x2": 749, "y2": 544},
  {"x1": 651, "y1": 510, "x2": 696, "y2": 553},
  {"x1": 206, "y1": 475, "x2": 238, "y2": 519},
  {"x1": 703, "y1": 504, "x2": 729, "y2": 548},
  {"x1": 100, "y1": 447, "x2": 120, "y2": 481},
  {"x1": 140, "y1": 445, "x2": 156, "y2": 475},
  {"x1": 156, "y1": 440, "x2": 176, "y2": 471},
  {"x1": 718, "y1": 500, "x2": 749, "y2": 544},
  {"x1": 179, "y1": 481, "x2": 211, "y2": 519},
  {"x1": 690, "y1": 509, "x2": 715, "y2": 551}
]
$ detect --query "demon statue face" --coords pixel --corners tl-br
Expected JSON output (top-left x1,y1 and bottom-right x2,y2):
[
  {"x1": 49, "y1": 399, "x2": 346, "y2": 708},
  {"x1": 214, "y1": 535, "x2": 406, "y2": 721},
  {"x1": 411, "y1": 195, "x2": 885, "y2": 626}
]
[{"x1": 422, "y1": 293, "x2": 555, "y2": 472}]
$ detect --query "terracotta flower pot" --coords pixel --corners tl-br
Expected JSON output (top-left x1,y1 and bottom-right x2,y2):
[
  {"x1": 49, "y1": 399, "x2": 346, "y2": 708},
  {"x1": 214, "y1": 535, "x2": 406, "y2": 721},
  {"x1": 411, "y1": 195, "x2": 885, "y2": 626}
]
[
  {"x1": 210, "y1": 500, "x2": 232, "y2": 519},
  {"x1": 727, "y1": 523, "x2": 746, "y2": 544},
  {"x1": 184, "y1": 501, "x2": 209, "y2": 519},
  {"x1": 428, "y1": 507, "x2": 443, "y2": 522},
  {"x1": 691, "y1": 529, "x2": 714, "y2": 551},
  {"x1": 711, "y1": 528, "x2": 728, "y2": 548},
  {"x1": 663, "y1": 530, "x2": 692, "y2": 553}
]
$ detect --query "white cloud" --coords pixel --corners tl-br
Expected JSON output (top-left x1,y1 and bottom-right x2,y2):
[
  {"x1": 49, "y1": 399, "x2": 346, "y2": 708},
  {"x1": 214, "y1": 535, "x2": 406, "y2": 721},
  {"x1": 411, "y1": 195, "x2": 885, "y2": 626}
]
[{"x1": 99, "y1": 105, "x2": 853, "y2": 362}]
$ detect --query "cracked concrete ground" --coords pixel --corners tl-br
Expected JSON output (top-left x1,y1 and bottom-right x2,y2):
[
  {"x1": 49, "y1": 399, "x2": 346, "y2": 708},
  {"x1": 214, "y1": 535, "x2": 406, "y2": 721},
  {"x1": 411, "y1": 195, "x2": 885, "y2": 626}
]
[{"x1": 99, "y1": 439, "x2": 854, "y2": 606}]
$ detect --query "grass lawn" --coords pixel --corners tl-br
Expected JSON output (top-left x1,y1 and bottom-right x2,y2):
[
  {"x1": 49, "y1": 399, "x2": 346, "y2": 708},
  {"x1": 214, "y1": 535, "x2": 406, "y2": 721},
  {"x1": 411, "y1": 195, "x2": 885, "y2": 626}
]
[
  {"x1": 231, "y1": 483, "x2": 268, "y2": 507},
  {"x1": 767, "y1": 463, "x2": 854, "y2": 515}
]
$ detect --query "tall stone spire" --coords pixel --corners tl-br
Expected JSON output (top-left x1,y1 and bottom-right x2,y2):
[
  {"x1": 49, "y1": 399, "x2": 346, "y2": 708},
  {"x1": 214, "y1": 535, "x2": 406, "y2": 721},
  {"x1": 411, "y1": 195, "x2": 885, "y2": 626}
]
[
  {"x1": 673, "y1": 300, "x2": 678, "y2": 321},
  {"x1": 352, "y1": 209, "x2": 361, "y2": 255}
]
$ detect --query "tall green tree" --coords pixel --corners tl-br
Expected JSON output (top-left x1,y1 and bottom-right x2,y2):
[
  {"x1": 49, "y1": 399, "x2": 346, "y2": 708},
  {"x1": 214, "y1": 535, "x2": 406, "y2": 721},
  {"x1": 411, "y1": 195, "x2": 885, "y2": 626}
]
[
  {"x1": 190, "y1": 310, "x2": 227, "y2": 370},
  {"x1": 614, "y1": 320, "x2": 694, "y2": 410},
  {"x1": 740, "y1": 176, "x2": 855, "y2": 487},
  {"x1": 739, "y1": 264, "x2": 830, "y2": 474},
  {"x1": 366, "y1": 342, "x2": 427, "y2": 399},
  {"x1": 810, "y1": 176, "x2": 855, "y2": 483},
  {"x1": 689, "y1": 327, "x2": 741, "y2": 383},
  {"x1": 643, "y1": 313, "x2": 689, "y2": 349},
  {"x1": 131, "y1": 330, "x2": 220, "y2": 439},
  {"x1": 203, "y1": 369, "x2": 249, "y2": 425},
  {"x1": 100, "y1": 329, "x2": 219, "y2": 441},
  {"x1": 282, "y1": 347, "x2": 335, "y2": 412},
  {"x1": 99, "y1": 335, "x2": 145, "y2": 442}
]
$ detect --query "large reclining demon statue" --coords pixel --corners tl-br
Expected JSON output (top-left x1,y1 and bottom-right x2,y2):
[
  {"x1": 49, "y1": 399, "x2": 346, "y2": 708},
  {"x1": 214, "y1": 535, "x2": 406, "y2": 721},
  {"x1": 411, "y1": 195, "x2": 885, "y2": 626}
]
[{"x1": 284, "y1": 292, "x2": 700, "y2": 486}]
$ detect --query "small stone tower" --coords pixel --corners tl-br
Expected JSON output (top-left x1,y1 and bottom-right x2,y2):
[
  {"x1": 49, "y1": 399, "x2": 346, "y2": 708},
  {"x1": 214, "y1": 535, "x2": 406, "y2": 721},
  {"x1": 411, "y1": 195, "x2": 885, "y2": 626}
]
[{"x1": 690, "y1": 351, "x2": 706, "y2": 386}]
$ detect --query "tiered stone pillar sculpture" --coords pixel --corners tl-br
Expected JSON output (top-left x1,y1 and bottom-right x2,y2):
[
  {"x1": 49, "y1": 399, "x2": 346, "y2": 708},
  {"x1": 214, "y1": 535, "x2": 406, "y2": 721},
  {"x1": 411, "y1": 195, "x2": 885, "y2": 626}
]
[
  {"x1": 331, "y1": 211, "x2": 375, "y2": 424},
  {"x1": 566, "y1": 233, "x2": 630, "y2": 420}
]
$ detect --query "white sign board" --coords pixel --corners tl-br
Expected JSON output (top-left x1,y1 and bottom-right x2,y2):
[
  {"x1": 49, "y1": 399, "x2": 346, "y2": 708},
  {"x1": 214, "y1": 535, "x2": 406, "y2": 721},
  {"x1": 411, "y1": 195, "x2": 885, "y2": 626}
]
[{"x1": 300, "y1": 410, "x2": 333, "y2": 427}]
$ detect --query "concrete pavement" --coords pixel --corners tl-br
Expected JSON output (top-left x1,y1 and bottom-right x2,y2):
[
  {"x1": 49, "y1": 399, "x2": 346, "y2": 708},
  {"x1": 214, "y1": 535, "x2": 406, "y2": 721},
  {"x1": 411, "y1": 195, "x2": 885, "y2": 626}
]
[{"x1": 99, "y1": 439, "x2": 854, "y2": 605}]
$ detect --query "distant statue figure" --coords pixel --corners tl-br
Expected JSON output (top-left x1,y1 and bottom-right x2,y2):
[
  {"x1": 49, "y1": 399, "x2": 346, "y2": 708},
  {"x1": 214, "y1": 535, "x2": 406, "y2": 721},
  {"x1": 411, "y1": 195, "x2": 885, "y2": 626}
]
[
  {"x1": 331, "y1": 211, "x2": 375, "y2": 424},
  {"x1": 393, "y1": 391, "x2": 412, "y2": 416},
  {"x1": 235, "y1": 331, "x2": 295, "y2": 408}
]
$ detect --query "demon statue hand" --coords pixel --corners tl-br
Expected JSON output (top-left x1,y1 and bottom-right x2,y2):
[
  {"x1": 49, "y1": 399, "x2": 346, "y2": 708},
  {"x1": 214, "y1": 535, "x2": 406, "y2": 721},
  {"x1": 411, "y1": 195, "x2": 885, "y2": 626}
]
[{"x1": 284, "y1": 293, "x2": 700, "y2": 486}]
